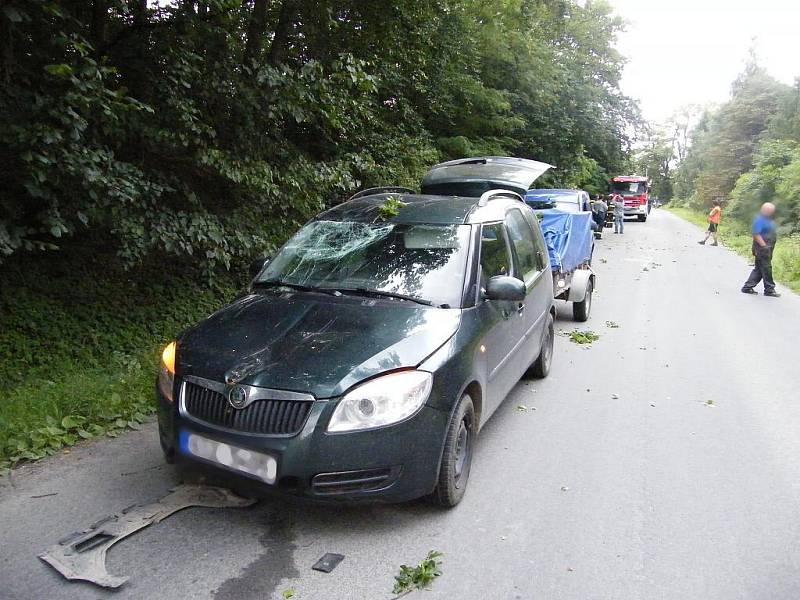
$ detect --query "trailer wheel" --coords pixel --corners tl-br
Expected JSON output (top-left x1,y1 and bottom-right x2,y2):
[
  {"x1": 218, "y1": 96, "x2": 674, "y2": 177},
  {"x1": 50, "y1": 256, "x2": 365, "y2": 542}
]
[{"x1": 573, "y1": 279, "x2": 593, "y2": 322}]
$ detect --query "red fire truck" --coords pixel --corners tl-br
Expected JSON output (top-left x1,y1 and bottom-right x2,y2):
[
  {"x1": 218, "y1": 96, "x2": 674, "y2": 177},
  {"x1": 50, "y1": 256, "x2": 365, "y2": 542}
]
[{"x1": 611, "y1": 175, "x2": 650, "y2": 222}]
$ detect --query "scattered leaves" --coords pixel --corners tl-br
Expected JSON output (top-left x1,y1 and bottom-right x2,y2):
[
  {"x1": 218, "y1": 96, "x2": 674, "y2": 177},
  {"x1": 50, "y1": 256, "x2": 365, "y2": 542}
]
[
  {"x1": 564, "y1": 330, "x2": 600, "y2": 344},
  {"x1": 393, "y1": 551, "x2": 443, "y2": 596},
  {"x1": 282, "y1": 589, "x2": 295, "y2": 599}
]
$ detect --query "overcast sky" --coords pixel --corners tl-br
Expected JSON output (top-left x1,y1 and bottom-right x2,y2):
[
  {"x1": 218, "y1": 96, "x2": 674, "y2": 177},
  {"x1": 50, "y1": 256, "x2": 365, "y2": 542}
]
[{"x1": 610, "y1": 0, "x2": 800, "y2": 124}]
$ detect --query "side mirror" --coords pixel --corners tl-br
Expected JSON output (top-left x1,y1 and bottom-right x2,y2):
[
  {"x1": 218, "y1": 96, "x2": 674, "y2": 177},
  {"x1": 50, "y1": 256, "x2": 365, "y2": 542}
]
[
  {"x1": 249, "y1": 255, "x2": 270, "y2": 278},
  {"x1": 484, "y1": 275, "x2": 526, "y2": 302}
]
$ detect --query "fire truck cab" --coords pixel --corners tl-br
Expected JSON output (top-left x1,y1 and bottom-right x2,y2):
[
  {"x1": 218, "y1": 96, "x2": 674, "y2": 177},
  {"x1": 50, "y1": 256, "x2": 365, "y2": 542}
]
[{"x1": 611, "y1": 176, "x2": 650, "y2": 222}]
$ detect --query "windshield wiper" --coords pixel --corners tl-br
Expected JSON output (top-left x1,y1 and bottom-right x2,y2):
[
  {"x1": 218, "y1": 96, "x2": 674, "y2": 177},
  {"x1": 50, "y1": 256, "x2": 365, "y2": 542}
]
[
  {"x1": 333, "y1": 287, "x2": 435, "y2": 307},
  {"x1": 252, "y1": 279, "x2": 336, "y2": 295},
  {"x1": 254, "y1": 280, "x2": 437, "y2": 307}
]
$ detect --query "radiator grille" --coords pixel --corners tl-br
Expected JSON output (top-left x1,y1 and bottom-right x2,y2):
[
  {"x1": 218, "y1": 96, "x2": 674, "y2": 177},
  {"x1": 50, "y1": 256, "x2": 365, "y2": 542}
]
[{"x1": 183, "y1": 381, "x2": 312, "y2": 435}]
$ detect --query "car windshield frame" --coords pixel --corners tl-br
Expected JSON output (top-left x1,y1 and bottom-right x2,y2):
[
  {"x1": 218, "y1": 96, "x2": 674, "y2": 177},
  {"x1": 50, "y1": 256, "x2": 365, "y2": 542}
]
[{"x1": 255, "y1": 220, "x2": 472, "y2": 308}]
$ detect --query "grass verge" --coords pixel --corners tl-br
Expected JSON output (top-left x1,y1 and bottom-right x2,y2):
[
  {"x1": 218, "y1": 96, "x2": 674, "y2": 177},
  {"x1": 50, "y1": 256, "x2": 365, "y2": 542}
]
[
  {"x1": 667, "y1": 206, "x2": 800, "y2": 293},
  {"x1": 0, "y1": 242, "x2": 241, "y2": 470}
]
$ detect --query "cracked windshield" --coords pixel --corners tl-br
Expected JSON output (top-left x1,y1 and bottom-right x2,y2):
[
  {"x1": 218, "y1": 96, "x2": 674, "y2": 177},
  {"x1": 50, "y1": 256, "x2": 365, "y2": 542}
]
[{"x1": 257, "y1": 221, "x2": 470, "y2": 307}]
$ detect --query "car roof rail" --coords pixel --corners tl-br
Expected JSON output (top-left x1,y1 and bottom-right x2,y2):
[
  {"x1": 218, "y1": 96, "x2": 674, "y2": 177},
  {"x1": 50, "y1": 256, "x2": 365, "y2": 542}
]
[
  {"x1": 347, "y1": 186, "x2": 416, "y2": 201},
  {"x1": 477, "y1": 189, "x2": 524, "y2": 207}
]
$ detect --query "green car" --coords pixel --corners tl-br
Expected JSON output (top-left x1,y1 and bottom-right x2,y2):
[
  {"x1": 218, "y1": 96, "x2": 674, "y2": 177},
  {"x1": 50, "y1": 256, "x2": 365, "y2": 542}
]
[{"x1": 157, "y1": 159, "x2": 556, "y2": 506}]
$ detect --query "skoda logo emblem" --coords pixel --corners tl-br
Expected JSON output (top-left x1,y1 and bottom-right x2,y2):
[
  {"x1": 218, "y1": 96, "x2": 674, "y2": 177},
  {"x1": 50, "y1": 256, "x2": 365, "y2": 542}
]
[{"x1": 228, "y1": 385, "x2": 248, "y2": 409}]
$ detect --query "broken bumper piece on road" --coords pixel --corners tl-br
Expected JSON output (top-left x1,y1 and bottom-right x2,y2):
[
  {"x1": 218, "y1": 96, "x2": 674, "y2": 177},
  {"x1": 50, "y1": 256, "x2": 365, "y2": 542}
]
[{"x1": 39, "y1": 484, "x2": 255, "y2": 588}]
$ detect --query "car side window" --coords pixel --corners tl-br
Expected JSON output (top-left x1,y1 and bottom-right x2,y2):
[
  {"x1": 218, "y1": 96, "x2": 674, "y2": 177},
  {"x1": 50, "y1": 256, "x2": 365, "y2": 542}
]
[
  {"x1": 479, "y1": 223, "x2": 512, "y2": 288},
  {"x1": 520, "y1": 208, "x2": 548, "y2": 272},
  {"x1": 505, "y1": 209, "x2": 540, "y2": 283}
]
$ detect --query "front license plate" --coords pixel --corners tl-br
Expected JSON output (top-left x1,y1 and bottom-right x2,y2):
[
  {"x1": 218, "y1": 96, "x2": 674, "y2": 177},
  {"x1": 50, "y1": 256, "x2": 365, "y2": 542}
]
[{"x1": 179, "y1": 431, "x2": 277, "y2": 484}]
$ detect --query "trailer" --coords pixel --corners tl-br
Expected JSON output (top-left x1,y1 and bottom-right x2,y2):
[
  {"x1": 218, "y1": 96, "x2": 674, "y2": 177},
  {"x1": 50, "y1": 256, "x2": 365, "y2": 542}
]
[{"x1": 539, "y1": 210, "x2": 596, "y2": 321}]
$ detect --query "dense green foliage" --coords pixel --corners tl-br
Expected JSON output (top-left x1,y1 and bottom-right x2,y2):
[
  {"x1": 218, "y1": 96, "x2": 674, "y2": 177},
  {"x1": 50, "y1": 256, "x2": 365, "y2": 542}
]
[
  {"x1": 1, "y1": 0, "x2": 635, "y2": 269},
  {"x1": 0, "y1": 245, "x2": 241, "y2": 467},
  {"x1": 0, "y1": 0, "x2": 636, "y2": 466}
]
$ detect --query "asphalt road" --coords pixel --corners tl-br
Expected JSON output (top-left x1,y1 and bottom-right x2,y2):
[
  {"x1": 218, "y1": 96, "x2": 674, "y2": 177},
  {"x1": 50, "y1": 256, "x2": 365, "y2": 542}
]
[{"x1": 2, "y1": 209, "x2": 799, "y2": 600}]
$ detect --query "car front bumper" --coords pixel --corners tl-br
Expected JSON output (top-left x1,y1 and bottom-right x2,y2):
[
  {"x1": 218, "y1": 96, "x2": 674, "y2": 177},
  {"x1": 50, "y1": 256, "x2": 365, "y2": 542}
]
[{"x1": 156, "y1": 382, "x2": 449, "y2": 503}]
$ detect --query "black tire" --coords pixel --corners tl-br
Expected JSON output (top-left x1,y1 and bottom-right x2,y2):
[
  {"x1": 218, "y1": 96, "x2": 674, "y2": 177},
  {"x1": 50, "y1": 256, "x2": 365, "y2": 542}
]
[
  {"x1": 573, "y1": 279, "x2": 593, "y2": 322},
  {"x1": 430, "y1": 394, "x2": 476, "y2": 508},
  {"x1": 160, "y1": 437, "x2": 176, "y2": 464},
  {"x1": 530, "y1": 312, "x2": 554, "y2": 378},
  {"x1": 638, "y1": 214, "x2": 647, "y2": 222}
]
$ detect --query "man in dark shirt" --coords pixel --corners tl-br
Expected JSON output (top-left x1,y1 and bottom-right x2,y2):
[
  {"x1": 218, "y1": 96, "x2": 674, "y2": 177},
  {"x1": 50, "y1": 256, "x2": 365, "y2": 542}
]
[{"x1": 741, "y1": 202, "x2": 779, "y2": 297}]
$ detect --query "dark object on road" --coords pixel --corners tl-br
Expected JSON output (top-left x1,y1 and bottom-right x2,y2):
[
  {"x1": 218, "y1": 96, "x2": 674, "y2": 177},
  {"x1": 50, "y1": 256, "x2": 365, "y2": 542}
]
[
  {"x1": 742, "y1": 202, "x2": 778, "y2": 296},
  {"x1": 39, "y1": 485, "x2": 255, "y2": 588},
  {"x1": 312, "y1": 553, "x2": 345, "y2": 573},
  {"x1": 157, "y1": 162, "x2": 556, "y2": 507}
]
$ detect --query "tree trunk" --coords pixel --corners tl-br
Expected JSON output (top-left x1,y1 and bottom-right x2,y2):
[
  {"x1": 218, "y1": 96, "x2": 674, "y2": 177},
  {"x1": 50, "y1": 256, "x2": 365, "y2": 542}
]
[
  {"x1": 132, "y1": 0, "x2": 147, "y2": 26},
  {"x1": 90, "y1": 0, "x2": 108, "y2": 49},
  {"x1": 266, "y1": 0, "x2": 294, "y2": 66},
  {"x1": 243, "y1": 0, "x2": 271, "y2": 65}
]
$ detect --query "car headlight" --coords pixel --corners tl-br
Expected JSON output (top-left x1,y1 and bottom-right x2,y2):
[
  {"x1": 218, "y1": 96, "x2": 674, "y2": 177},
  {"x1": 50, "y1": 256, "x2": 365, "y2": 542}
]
[
  {"x1": 157, "y1": 341, "x2": 176, "y2": 402},
  {"x1": 327, "y1": 370, "x2": 433, "y2": 433}
]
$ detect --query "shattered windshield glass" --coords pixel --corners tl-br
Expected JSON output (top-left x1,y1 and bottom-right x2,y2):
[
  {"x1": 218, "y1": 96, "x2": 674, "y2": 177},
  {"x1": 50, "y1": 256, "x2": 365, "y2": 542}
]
[{"x1": 257, "y1": 220, "x2": 471, "y2": 307}]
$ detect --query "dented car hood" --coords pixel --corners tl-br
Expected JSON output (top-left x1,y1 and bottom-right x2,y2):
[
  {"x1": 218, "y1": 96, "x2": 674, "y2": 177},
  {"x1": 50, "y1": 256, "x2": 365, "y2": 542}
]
[{"x1": 177, "y1": 293, "x2": 461, "y2": 398}]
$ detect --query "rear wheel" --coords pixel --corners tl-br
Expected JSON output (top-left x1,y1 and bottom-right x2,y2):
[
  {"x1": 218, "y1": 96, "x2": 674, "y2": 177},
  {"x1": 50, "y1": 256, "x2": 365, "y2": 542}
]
[
  {"x1": 573, "y1": 279, "x2": 593, "y2": 322},
  {"x1": 530, "y1": 312, "x2": 554, "y2": 378},
  {"x1": 430, "y1": 393, "x2": 475, "y2": 508}
]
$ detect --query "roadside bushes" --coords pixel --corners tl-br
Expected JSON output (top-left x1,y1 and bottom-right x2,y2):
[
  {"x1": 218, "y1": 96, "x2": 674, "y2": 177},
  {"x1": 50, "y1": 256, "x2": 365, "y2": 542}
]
[{"x1": 0, "y1": 242, "x2": 242, "y2": 468}]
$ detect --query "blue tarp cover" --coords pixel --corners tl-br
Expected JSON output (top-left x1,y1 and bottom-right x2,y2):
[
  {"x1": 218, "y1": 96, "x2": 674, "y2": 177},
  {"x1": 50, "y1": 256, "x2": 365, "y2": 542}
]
[{"x1": 539, "y1": 210, "x2": 594, "y2": 272}]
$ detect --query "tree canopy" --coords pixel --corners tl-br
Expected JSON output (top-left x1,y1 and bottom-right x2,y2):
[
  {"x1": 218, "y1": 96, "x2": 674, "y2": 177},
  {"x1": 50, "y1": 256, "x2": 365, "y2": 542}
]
[
  {"x1": 670, "y1": 56, "x2": 800, "y2": 232},
  {"x1": 0, "y1": 0, "x2": 637, "y2": 272}
]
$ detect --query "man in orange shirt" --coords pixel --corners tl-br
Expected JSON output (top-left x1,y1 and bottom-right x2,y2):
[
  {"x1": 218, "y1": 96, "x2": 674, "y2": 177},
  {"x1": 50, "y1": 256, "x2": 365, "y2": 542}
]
[{"x1": 698, "y1": 201, "x2": 722, "y2": 246}]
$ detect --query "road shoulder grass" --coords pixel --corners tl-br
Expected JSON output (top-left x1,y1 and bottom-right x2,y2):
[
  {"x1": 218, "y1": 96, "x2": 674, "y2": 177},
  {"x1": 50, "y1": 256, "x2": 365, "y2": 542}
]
[
  {"x1": 0, "y1": 244, "x2": 240, "y2": 471},
  {"x1": 667, "y1": 206, "x2": 800, "y2": 293}
]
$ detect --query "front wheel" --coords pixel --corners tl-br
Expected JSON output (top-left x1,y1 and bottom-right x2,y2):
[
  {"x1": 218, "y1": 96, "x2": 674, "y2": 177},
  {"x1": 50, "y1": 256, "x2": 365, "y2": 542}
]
[
  {"x1": 530, "y1": 312, "x2": 554, "y2": 378},
  {"x1": 573, "y1": 279, "x2": 593, "y2": 322},
  {"x1": 638, "y1": 214, "x2": 647, "y2": 222},
  {"x1": 430, "y1": 393, "x2": 476, "y2": 508}
]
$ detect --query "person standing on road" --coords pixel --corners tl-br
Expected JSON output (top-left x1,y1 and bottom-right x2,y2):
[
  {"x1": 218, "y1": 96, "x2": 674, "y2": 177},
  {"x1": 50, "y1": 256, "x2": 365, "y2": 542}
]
[
  {"x1": 590, "y1": 195, "x2": 608, "y2": 232},
  {"x1": 698, "y1": 201, "x2": 722, "y2": 246},
  {"x1": 611, "y1": 194, "x2": 624, "y2": 234},
  {"x1": 741, "y1": 202, "x2": 780, "y2": 297}
]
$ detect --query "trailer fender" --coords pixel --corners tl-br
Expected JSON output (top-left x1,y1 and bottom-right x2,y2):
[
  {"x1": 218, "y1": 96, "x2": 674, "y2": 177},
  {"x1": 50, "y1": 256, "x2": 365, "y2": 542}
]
[{"x1": 567, "y1": 269, "x2": 595, "y2": 302}]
